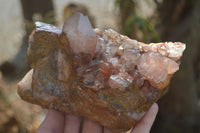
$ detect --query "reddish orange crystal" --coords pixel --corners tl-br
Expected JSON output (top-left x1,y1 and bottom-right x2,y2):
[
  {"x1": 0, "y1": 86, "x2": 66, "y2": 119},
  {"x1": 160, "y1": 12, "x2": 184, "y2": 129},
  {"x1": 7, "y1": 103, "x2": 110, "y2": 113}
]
[{"x1": 18, "y1": 13, "x2": 185, "y2": 132}]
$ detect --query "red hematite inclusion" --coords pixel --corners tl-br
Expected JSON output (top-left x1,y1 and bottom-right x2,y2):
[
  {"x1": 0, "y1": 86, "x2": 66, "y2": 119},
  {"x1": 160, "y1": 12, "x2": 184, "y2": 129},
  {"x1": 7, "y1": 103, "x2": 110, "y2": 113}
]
[{"x1": 18, "y1": 12, "x2": 186, "y2": 132}]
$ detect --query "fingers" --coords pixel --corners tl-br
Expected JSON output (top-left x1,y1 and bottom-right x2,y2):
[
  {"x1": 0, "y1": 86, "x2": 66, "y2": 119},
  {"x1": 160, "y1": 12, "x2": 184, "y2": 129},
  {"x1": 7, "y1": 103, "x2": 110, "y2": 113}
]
[
  {"x1": 131, "y1": 103, "x2": 158, "y2": 133},
  {"x1": 63, "y1": 115, "x2": 103, "y2": 133},
  {"x1": 37, "y1": 104, "x2": 158, "y2": 133},
  {"x1": 37, "y1": 109, "x2": 65, "y2": 133},
  {"x1": 82, "y1": 118, "x2": 103, "y2": 133},
  {"x1": 63, "y1": 114, "x2": 81, "y2": 133}
]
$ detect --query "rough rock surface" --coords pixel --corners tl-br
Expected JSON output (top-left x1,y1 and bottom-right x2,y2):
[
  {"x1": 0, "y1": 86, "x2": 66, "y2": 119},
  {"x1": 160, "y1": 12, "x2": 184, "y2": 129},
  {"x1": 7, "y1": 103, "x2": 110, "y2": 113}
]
[{"x1": 18, "y1": 13, "x2": 186, "y2": 132}]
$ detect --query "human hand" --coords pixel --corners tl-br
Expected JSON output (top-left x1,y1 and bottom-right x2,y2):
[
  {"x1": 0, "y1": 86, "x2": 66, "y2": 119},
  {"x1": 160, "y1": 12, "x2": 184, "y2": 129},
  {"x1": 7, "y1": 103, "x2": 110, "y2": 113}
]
[{"x1": 37, "y1": 103, "x2": 158, "y2": 133}]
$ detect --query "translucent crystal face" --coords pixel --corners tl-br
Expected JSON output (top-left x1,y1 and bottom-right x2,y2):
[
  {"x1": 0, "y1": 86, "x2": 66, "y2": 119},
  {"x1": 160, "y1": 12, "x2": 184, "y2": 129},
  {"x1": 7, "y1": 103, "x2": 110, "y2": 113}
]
[
  {"x1": 78, "y1": 14, "x2": 96, "y2": 36},
  {"x1": 137, "y1": 52, "x2": 178, "y2": 83},
  {"x1": 63, "y1": 13, "x2": 97, "y2": 57}
]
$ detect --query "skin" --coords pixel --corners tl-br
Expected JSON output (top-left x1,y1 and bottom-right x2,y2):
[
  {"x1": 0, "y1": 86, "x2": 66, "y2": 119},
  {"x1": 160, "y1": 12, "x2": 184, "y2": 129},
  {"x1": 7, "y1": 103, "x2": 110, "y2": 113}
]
[{"x1": 37, "y1": 103, "x2": 158, "y2": 133}]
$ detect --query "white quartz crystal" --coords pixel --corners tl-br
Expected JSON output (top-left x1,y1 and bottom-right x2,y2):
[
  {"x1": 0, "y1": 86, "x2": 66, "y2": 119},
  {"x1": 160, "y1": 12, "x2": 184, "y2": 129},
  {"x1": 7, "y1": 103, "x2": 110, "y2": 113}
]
[{"x1": 165, "y1": 42, "x2": 186, "y2": 59}]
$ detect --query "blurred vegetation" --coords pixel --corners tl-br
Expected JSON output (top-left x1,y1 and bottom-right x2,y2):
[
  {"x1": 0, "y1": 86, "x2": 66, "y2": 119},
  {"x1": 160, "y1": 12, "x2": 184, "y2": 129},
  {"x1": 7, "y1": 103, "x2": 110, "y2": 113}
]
[
  {"x1": 124, "y1": 16, "x2": 160, "y2": 42},
  {"x1": 115, "y1": 0, "x2": 160, "y2": 42}
]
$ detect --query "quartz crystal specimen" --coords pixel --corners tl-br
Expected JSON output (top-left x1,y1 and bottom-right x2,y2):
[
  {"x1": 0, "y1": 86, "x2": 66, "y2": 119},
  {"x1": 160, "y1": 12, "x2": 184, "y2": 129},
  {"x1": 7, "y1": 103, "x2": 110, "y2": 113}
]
[{"x1": 18, "y1": 13, "x2": 186, "y2": 132}]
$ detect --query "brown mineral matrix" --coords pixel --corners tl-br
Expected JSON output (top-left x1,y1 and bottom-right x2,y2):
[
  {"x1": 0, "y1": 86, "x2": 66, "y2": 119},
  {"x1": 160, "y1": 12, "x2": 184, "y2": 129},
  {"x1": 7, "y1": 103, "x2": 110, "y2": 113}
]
[{"x1": 18, "y1": 13, "x2": 186, "y2": 132}]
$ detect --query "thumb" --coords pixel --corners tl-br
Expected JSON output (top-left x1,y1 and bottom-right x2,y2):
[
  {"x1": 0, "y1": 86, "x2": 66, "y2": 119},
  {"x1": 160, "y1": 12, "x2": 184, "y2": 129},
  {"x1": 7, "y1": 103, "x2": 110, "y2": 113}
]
[{"x1": 131, "y1": 103, "x2": 158, "y2": 133}]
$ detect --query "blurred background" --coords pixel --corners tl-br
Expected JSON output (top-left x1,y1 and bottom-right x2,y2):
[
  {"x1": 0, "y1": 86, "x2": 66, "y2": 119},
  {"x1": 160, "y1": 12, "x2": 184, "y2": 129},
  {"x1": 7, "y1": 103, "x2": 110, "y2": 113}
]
[{"x1": 0, "y1": 0, "x2": 199, "y2": 132}]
